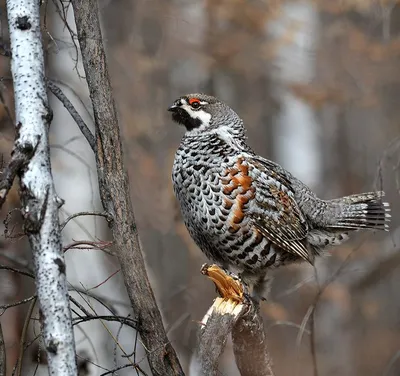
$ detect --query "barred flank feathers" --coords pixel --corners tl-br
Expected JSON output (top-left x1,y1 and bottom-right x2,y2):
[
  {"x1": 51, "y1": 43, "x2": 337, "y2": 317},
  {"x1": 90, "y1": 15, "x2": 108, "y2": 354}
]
[{"x1": 328, "y1": 191, "x2": 390, "y2": 231}]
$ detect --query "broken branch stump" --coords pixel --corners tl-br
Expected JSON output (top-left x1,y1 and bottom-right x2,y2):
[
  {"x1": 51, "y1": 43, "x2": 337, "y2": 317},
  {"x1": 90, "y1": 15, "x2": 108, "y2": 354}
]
[{"x1": 198, "y1": 264, "x2": 274, "y2": 376}]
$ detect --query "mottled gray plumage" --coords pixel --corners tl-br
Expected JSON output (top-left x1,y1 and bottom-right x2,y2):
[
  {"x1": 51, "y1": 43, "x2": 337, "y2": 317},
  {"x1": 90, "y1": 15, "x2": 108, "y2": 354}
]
[{"x1": 169, "y1": 94, "x2": 390, "y2": 296}]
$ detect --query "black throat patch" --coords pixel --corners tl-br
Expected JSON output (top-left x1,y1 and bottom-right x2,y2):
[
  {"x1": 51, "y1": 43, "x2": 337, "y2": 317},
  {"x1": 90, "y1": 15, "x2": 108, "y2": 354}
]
[{"x1": 171, "y1": 108, "x2": 202, "y2": 131}]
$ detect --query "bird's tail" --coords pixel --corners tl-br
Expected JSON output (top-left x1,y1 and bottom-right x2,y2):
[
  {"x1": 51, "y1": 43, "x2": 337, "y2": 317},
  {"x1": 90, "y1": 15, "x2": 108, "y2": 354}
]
[{"x1": 326, "y1": 191, "x2": 390, "y2": 231}]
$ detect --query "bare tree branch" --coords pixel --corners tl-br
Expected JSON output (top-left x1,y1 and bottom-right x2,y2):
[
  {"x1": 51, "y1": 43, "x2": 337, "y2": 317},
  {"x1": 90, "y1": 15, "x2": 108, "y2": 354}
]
[
  {"x1": 0, "y1": 295, "x2": 36, "y2": 312},
  {"x1": 70, "y1": 1, "x2": 184, "y2": 375},
  {"x1": 199, "y1": 265, "x2": 274, "y2": 376},
  {"x1": 72, "y1": 315, "x2": 138, "y2": 330},
  {"x1": 6, "y1": 0, "x2": 77, "y2": 374},
  {"x1": 62, "y1": 240, "x2": 113, "y2": 256},
  {"x1": 60, "y1": 210, "x2": 112, "y2": 230},
  {"x1": 47, "y1": 80, "x2": 96, "y2": 152},
  {"x1": 0, "y1": 319, "x2": 5, "y2": 376},
  {"x1": 0, "y1": 264, "x2": 34, "y2": 279},
  {"x1": 15, "y1": 297, "x2": 36, "y2": 376},
  {"x1": 99, "y1": 364, "x2": 144, "y2": 376}
]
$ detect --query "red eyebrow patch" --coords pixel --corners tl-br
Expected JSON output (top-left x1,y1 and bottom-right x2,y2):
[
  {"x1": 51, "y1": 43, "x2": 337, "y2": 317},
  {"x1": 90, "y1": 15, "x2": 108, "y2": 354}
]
[{"x1": 188, "y1": 98, "x2": 200, "y2": 105}]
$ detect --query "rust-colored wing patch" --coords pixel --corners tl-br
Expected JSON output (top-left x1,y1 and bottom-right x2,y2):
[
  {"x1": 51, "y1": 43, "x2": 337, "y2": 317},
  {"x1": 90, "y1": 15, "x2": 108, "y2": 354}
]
[{"x1": 221, "y1": 157, "x2": 255, "y2": 232}]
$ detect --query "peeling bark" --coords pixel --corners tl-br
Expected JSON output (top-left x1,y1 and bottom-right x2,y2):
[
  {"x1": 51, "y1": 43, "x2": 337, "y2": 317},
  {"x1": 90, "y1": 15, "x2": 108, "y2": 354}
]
[{"x1": 6, "y1": 1, "x2": 77, "y2": 375}]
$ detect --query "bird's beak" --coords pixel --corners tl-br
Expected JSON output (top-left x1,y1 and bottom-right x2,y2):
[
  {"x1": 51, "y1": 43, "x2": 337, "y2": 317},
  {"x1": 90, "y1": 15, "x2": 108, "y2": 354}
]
[{"x1": 168, "y1": 104, "x2": 178, "y2": 112}]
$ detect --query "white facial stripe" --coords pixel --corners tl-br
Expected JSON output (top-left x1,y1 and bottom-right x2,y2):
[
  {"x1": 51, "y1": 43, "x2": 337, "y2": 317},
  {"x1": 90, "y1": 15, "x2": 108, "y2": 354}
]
[
  {"x1": 181, "y1": 104, "x2": 211, "y2": 125},
  {"x1": 199, "y1": 101, "x2": 208, "y2": 105},
  {"x1": 180, "y1": 98, "x2": 187, "y2": 105}
]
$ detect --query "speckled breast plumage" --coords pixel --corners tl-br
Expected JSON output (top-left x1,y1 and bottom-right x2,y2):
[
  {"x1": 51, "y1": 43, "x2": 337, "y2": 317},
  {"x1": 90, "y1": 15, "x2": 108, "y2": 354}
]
[{"x1": 172, "y1": 132, "x2": 293, "y2": 275}]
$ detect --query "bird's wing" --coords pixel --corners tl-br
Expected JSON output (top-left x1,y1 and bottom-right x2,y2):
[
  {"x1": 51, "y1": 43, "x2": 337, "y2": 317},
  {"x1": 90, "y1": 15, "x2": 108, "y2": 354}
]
[{"x1": 222, "y1": 155, "x2": 312, "y2": 263}]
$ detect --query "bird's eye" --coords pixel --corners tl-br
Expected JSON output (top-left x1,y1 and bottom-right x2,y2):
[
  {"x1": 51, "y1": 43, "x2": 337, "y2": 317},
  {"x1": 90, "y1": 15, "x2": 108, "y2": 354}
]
[{"x1": 189, "y1": 98, "x2": 201, "y2": 109}]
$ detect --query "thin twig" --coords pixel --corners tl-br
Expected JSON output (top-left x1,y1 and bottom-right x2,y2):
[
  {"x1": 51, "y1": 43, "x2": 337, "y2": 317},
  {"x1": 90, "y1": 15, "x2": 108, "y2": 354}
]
[
  {"x1": 99, "y1": 364, "x2": 142, "y2": 376},
  {"x1": 0, "y1": 295, "x2": 36, "y2": 313},
  {"x1": 86, "y1": 269, "x2": 120, "y2": 291},
  {"x1": 72, "y1": 315, "x2": 138, "y2": 331},
  {"x1": 0, "y1": 318, "x2": 5, "y2": 376},
  {"x1": 68, "y1": 286, "x2": 124, "y2": 315},
  {"x1": 15, "y1": 297, "x2": 37, "y2": 376},
  {"x1": 51, "y1": 0, "x2": 81, "y2": 76},
  {"x1": 75, "y1": 353, "x2": 110, "y2": 373},
  {"x1": 47, "y1": 80, "x2": 95, "y2": 151},
  {"x1": 76, "y1": 285, "x2": 136, "y2": 365},
  {"x1": 68, "y1": 295, "x2": 92, "y2": 317},
  {"x1": 0, "y1": 265, "x2": 34, "y2": 279},
  {"x1": 60, "y1": 211, "x2": 112, "y2": 230},
  {"x1": 23, "y1": 334, "x2": 41, "y2": 352},
  {"x1": 114, "y1": 313, "x2": 128, "y2": 368},
  {"x1": 63, "y1": 240, "x2": 113, "y2": 256},
  {"x1": 266, "y1": 320, "x2": 311, "y2": 334},
  {"x1": 310, "y1": 307, "x2": 318, "y2": 376},
  {"x1": 295, "y1": 304, "x2": 314, "y2": 376}
]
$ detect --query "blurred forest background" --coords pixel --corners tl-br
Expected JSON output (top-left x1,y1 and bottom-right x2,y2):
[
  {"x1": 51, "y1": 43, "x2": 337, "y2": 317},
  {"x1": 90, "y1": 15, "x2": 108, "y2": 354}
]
[{"x1": 1, "y1": 0, "x2": 400, "y2": 375}]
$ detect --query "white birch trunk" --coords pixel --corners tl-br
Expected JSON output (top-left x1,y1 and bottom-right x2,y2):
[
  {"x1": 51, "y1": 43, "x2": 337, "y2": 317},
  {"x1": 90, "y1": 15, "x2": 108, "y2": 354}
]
[
  {"x1": 268, "y1": 1, "x2": 321, "y2": 186},
  {"x1": 6, "y1": 1, "x2": 77, "y2": 375}
]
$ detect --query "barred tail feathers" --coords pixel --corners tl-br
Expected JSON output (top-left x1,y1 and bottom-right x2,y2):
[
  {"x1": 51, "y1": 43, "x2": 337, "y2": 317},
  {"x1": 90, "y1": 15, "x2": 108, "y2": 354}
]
[{"x1": 327, "y1": 191, "x2": 390, "y2": 231}]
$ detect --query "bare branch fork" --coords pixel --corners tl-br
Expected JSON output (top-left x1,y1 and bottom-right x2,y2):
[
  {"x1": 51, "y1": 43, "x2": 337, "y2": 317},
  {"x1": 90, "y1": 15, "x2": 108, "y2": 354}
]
[
  {"x1": 5, "y1": 0, "x2": 77, "y2": 374},
  {"x1": 199, "y1": 265, "x2": 274, "y2": 376}
]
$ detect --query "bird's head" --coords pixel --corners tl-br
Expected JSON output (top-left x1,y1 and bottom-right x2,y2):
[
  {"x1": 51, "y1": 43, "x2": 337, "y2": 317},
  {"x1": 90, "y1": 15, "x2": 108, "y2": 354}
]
[{"x1": 168, "y1": 93, "x2": 245, "y2": 137}]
